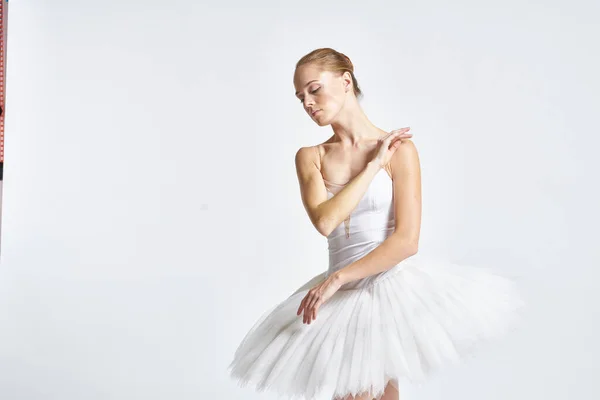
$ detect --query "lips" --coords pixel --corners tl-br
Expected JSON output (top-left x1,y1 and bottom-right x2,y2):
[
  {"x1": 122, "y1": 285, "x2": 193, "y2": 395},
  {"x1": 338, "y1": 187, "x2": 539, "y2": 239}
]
[{"x1": 311, "y1": 110, "x2": 321, "y2": 116}]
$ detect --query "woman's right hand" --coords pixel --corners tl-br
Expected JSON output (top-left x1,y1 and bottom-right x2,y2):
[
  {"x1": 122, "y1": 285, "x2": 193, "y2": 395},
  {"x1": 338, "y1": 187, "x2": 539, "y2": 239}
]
[{"x1": 371, "y1": 127, "x2": 412, "y2": 168}]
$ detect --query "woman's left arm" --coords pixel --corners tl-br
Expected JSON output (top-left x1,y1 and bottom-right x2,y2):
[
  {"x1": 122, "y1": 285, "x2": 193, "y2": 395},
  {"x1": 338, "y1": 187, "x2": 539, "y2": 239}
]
[{"x1": 336, "y1": 139, "x2": 422, "y2": 285}]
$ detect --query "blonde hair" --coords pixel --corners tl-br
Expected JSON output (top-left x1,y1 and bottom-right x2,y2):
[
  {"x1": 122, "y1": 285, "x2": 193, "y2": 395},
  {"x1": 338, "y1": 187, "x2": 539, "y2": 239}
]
[{"x1": 295, "y1": 48, "x2": 363, "y2": 99}]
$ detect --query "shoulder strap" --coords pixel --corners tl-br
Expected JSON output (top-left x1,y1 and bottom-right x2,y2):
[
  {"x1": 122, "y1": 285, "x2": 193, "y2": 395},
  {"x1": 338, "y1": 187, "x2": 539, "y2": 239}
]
[{"x1": 313, "y1": 145, "x2": 322, "y2": 169}]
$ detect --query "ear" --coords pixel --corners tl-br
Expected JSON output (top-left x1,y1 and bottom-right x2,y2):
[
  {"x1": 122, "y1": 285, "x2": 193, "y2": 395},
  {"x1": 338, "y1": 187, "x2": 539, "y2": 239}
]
[{"x1": 342, "y1": 71, "x2": 352, "y2": 92}]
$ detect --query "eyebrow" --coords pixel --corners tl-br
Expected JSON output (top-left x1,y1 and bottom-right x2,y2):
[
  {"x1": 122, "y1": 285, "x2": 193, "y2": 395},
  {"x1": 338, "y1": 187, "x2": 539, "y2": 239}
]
[{"x1": 295, "y1": 80, "x2": 319, "y2": 96}]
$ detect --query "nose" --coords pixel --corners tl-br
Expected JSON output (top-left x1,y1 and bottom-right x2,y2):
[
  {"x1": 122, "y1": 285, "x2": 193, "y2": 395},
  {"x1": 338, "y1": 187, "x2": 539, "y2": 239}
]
[{"x1": 304, "y1": 97, "x2": 315, "y2": 108}]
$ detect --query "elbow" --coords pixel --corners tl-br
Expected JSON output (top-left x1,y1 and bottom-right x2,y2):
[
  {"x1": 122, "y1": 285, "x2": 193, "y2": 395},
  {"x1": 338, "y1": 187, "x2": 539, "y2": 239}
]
[
  {"x1": 408, "y1": 238, "x2": 419, "y2": 256},
  {"x1": 315, "y1": 218, "x2": 333, "y2": 237},
  {"x1": 407, "y1": 243, "x2": 419, "y2": 257},
  {"x1": 395, "y1": 234, "x2": 419, "y2": 257},
  {"x1": 315, "y1": 215, "x2": 335, "y2": 237}
]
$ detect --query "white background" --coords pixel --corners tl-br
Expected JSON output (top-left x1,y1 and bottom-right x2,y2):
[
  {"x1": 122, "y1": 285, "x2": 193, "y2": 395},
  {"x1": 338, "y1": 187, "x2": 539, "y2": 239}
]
[{"x1": 0, "y1": 0, "x2": 598, "y2": 399}]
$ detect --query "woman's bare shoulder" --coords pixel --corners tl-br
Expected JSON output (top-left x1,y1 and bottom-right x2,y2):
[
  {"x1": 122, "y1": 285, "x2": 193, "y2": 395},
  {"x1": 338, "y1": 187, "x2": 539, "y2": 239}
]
[
  {"x1": 295, "y1": 146, "x2": 321, "y2": 177},
  {"x1": 295, "y1": 138, "x2": 336, "y2": 170},
  {"x1": 389, "y1": 139, "x2": 420, "y2": 175},
  {"x1": 295, "y1": 145, "x2": 318, "y2": 163}
]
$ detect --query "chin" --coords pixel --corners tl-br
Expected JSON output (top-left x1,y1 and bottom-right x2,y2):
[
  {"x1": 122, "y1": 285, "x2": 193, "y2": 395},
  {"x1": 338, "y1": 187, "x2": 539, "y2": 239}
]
[{"x1": 313, "y1": 113, "x2": 331, "y2": 126}]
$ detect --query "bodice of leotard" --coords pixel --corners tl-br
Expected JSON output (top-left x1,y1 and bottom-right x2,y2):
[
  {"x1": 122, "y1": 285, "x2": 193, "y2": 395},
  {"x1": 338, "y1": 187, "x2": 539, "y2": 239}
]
[{"x1": 323, "y1": 168, "x2": 396, "y2": 286}]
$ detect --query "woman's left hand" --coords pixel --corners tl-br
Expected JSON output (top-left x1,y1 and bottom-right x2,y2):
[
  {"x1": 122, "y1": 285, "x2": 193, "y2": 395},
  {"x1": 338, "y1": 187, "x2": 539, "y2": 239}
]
[{"x1": 297, "y1": 272, "x2": 343, "y2": 324}]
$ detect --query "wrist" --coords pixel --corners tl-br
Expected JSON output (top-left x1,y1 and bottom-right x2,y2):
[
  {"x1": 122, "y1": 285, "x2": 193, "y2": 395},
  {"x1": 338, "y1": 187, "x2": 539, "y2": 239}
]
[{"x1": 366, "y1": 160, "x2": 382, "y2": 173}]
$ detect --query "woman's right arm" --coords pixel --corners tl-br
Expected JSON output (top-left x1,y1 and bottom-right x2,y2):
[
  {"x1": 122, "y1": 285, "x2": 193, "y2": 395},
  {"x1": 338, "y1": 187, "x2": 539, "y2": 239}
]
[{"x1": 294, "y1": 146, "x2": 381, "y2": 237}]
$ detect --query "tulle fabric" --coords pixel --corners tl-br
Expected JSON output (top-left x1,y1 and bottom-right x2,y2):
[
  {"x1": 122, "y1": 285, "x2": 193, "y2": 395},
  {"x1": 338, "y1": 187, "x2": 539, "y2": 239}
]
[{"x1": 227, "y1": 254, "x2": 525, "y2": 400}]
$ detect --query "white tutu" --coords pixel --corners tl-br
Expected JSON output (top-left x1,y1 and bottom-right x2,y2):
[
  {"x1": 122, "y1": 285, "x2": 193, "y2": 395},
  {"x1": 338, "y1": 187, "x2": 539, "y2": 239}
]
[
  {"x1": 228, "y1": 168, "x2": 525, "y2": 399},
  {"x1": 227, "y1": 254, "x2": 525, "y2": 400}
]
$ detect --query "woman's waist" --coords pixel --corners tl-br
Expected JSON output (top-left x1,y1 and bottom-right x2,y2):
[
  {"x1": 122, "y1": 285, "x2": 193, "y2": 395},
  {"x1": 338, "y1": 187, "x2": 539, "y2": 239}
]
[
  {"x1": 327, "y1": 213, "x2": 394, "y2": 239},
  {"x1": 327, "y1": 236, "x2": 387, "y2": 274},
  {"x1": 327, "y1": 227, "x2": 393, "y2": 254}
]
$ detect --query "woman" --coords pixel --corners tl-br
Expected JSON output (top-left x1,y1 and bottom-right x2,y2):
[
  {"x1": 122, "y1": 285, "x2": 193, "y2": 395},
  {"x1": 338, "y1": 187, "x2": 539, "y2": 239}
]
[{"x1": 228, "y1": 48, "x2": 525, "y2": 400}]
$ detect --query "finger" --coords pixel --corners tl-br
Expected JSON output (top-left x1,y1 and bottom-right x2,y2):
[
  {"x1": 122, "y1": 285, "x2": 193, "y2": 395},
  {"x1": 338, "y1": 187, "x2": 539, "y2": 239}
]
[
  {"x1": 297, "y1": 296, "x2": 306, "y2": 315},
  {"x1": 384, "y1": 130, "x2": 410, "y2": 144},
  {"x1": 297, "y1": 296, "x2": 307, "y2": 316},
  {"x1": 302, "y1": 297, "x2": 308, "y2": 322},
  {"x1": 387, "y1": 137, "x2": 404, "y2": 149},
  {"x1": 313, "y1": 301, "x2": 322, "y2": 321},
  {"x1": 389, "y1": 127, "x2": 411, "y2": 135},
  {"x1": 380, "y1": 131, "x2": 394, "y2": 141},
  {"x1": 305, "y1": 297, "x2": 316, "y2": 323},
  {"x1": 310, "y1": 298, "x2": 323, "y2": 323},
  {"x1": 393, "y1": 133, "x2": 413, "y2": 143},
  {"x1": 306, "y1": 306, "x2": 314, "y2": 324},
  {"x1": 307, "y1": 294, "x2": 321, "y2": 323},
  {"x1": 303, "y1": 295, "x2": 313, "y2": 323},
  {"x1": 382, "y1": 127, "x2": 409, "y2": 139},
  {"x1": 391, "y1": 138, "x2": 405, "y2": 150}
]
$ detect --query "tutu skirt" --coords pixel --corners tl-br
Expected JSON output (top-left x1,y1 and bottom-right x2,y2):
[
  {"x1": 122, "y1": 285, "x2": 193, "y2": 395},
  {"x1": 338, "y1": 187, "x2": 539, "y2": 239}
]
[{"x1": 227, "y1": 254, "x2": 525, "y2": 400}]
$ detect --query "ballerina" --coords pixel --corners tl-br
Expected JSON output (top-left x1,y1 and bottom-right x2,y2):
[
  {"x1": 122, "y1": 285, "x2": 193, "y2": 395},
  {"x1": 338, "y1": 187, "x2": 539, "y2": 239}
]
[{"x1": 228, "y1": 47, "x2": 525, "y2": 400}]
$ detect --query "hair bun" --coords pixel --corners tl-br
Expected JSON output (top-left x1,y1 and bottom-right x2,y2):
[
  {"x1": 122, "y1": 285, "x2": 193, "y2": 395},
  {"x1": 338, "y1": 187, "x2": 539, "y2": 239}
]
[{"x1": 338, "y1": 52, "x2": 354, "y2": 71}]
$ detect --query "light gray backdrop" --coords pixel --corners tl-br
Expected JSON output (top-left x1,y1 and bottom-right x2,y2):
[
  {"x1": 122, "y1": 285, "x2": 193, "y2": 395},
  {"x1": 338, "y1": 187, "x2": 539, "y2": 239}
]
[{"x1": 0, "y1": 0, "x2": 598, "y2": 399}]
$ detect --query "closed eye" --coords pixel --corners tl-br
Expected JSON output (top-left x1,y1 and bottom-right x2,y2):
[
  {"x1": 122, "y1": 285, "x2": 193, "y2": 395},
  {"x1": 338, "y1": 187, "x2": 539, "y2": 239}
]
[{"x1": 299, "y1": 88, "x2": 320, "y2": 103}]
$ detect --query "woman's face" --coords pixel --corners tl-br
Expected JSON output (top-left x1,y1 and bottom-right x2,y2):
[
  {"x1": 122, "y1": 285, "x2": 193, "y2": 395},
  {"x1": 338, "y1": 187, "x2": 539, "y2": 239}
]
[{"x1": 293, "y1": 64, "x2": 349, "y2": 126}]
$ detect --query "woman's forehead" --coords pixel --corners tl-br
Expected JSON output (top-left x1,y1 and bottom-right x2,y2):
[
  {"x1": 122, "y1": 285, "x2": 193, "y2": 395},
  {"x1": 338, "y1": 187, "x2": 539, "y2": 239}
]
[{"x1": 294, "y1": 67, "x2": 332, "y2": 88}]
